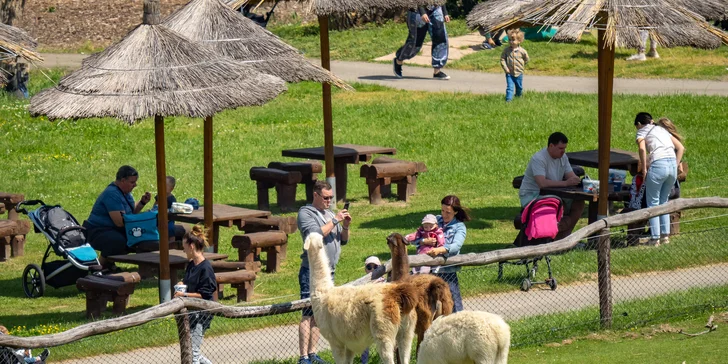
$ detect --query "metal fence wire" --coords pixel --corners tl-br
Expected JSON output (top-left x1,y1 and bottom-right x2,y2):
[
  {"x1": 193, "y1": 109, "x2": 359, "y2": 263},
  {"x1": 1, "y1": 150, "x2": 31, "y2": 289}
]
[{"x1": 29, "y1": 218, "x2": 728, "y2": 363}]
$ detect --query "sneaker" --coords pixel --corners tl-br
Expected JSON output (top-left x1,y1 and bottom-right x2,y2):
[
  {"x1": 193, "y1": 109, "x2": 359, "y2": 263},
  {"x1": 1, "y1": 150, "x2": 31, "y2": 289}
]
[
  {"x1": 308, "y1": 353, "x2": 328, "y2": 364},
  {"x1": 646, "y1": 49, "x2": 660, "y2": 59},
  {"x1": 480, "y1": 42, "x2": 494, "y2": 50},
  {"x1": 433, "y1": 71, "x2": 450, "y2": 80},
  {"x1": 40, "y1": 349, "x2": 50, "y2": 362},
  {"x1": 648, "y1": 238, "x2": 660, "y2": 247},
  {"x1": 393, "y1": 58, "x2": 402, "y2": 78},
  {"x1": 297, "y1": 357, "x2": 312, "y2": 364},
  {"x1": 660, "y1": 235, "x2": 670, "y2": 245},
  {"x1": 626, "y1": 53, "x2": 647, "y2": 61}
]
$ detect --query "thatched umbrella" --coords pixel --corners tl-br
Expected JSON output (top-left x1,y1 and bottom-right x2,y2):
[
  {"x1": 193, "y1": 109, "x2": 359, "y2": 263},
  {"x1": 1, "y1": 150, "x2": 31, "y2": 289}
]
[
  {"x1": 467, "y1": 0, "x2": 728, "y2": 327},
  {"x1": 29, "y1": 0, "x2": 286, "y2": 302},
  {"x1": 0, "y1": 22, "x2": 41, "y2": 61}
]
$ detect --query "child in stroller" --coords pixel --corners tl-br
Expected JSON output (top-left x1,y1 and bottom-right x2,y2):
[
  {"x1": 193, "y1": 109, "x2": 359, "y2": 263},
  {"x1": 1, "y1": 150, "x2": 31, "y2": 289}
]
[
  {"x1": 498, "y1": 195, "x2": 563, "y2": 291},
  {"x1": 15, "y1": 200, "x2": 101, "y2": 298}
]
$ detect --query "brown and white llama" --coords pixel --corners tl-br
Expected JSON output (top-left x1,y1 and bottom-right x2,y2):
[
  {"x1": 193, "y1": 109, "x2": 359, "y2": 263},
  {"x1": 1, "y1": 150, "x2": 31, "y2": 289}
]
[
  {"x1": 386, "y1": 232, "x2": 454, "y2": 355},
  {"x1": 304, "y1": 232, "x2": 418, "y2": 364}
]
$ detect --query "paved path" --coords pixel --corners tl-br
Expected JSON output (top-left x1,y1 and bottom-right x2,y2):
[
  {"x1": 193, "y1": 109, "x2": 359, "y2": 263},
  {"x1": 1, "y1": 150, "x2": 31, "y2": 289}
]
[
  {"x1": 36, "y1": 53, "x2": 728, "y2": 96},
  {"x1": 60, "y1": 262, "x2": 728, "y2": 363}
]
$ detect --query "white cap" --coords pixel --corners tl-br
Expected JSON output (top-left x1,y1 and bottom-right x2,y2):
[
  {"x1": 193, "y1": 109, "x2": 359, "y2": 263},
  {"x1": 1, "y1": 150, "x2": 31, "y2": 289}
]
[
  {"x1": 364, "y1": 256, "x2": 381, "y2": 266},
  {"x1": 422, "y1": 214, "x2": 437, "y2": 225}
]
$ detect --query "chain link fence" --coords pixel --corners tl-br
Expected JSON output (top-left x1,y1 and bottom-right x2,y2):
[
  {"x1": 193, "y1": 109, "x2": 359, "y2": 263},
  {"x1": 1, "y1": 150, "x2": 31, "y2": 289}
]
[{"x1": 15, "y1": 214, "x2": 728, "y2": 363}]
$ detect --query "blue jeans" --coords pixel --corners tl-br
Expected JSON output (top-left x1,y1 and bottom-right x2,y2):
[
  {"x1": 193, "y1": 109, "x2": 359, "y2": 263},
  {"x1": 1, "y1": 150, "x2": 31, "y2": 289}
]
[
  {"x1": 645, "y1": 158, "x2": 677, "y2": 239},
  {"x1": 435, "y1": 272, "x2": 463, "y2": 312},
  {"x1": 505, "y1": 74, "x2": 524, "y2": 101}
]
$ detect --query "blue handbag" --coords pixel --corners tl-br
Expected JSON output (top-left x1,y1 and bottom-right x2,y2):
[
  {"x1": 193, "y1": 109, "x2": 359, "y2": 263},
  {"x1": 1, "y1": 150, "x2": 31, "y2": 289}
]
[{"x1": 123, "y1": 210, "x2": 159, "y2": 247}]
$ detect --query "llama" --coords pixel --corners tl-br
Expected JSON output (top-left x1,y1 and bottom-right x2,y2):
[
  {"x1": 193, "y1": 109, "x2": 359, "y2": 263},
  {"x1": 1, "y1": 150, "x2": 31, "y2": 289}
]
[
  {"x1": 417, "y1": 310, "x2": 511, "y2": 364},
  {"x1": 386, "y1": 232, "x2": 454, "y2": 355},
  {"x1": 304, "y1": 233, "x2": 418, "y2": 364}
]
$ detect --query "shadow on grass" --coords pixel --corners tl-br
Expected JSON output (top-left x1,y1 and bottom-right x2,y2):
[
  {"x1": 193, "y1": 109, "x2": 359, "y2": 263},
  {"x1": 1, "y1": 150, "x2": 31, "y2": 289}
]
[
  {"x1": 570, "y1": 50, "x2": 636, "y2": 60},
  {"x1": 359, "y1": 205, "x2": 520, "y2": 231}
]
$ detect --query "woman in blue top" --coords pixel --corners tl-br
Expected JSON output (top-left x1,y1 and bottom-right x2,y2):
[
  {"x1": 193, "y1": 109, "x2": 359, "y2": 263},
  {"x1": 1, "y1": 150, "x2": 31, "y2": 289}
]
[{"x1": 421, "y1": 195, "x2": 470, "y2": 312}]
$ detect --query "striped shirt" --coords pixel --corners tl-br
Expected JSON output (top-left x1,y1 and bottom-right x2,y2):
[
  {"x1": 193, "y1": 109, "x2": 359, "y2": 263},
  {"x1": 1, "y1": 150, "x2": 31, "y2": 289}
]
[{"x1": 500, "y1": 46, "x2": 530, "y2": 77}]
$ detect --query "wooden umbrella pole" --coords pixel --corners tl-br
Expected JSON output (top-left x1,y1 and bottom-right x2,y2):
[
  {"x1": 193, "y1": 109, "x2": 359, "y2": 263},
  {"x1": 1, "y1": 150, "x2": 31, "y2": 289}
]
[
  {"x1": 596, "y1": 27, "x2": 614, "y2": 329},
  {"x1": 204, "y1": 116, "x2": 214, "y2": 252},
  {"x1": 318, "y1": 15, "x2": 336, "y2": 202},
  {"x1": 155, "y1": 115, "x2": 171, "y2": 303}
]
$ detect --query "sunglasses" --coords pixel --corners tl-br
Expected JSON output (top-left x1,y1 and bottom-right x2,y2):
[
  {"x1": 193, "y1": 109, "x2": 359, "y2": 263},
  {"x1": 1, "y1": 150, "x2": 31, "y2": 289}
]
[
  {"x1": 365, "y1": 264, "x2": 379, "y2": 270},
  {"x1": 316, "y1": 192, "x2": 333, "y2": 201}
]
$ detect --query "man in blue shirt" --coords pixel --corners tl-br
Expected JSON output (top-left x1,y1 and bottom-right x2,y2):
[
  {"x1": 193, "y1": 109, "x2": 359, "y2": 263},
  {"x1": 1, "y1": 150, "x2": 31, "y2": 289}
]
[{"x1": 83, "y1": 165, "x2": 156, "y2": 270}]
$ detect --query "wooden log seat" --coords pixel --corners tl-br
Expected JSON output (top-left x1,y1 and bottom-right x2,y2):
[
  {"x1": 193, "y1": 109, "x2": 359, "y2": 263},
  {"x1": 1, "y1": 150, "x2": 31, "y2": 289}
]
[
  {"x1": 231, "y1": 231, "x2": 288, "y2": 273},
  {"x1": 249, "y1": 167, "x2": 302, "y2": 212},
  {"x1": 214, "y1": 270, "x2": 257, "y2": 302},
  {"x1": 76, "y1": 273, "x2": 140, "y2": 319},
  {"x1": 267, "y1": 160, "x2": 323, "y2": 203},
  {"x1": 239, "y1": 216, "x2": 297, "y2": 235},
  {"x1": 0, "y1": 219, "x2": 31, "y2": 262},
  {"x1": 359, "y1": 157, "x2": 428, "y2": 204}
]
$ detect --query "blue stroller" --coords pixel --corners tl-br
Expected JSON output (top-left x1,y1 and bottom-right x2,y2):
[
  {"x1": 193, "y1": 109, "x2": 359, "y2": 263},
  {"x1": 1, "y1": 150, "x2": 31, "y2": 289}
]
[{"x1": 16, "y1": 200, "x2": 101, "y2": 298}]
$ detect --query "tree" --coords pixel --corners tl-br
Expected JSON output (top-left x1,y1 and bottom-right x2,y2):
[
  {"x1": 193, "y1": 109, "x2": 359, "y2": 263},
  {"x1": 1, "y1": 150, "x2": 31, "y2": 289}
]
[{"x1": 1, "y1": 0, "x2": 25, "y2": 25}]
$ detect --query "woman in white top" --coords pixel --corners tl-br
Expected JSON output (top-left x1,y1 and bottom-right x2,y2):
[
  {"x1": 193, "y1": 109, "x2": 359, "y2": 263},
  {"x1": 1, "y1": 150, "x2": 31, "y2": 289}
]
[{"x1": 634, "y1": 112, "x2": 685, "y2": 245}]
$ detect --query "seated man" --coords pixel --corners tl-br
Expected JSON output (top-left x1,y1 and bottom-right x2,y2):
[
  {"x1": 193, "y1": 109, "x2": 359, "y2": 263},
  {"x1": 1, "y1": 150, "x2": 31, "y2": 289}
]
[
  {"x1": 519, "y1": 132, "x2": 585, "y2": 239},
  {"x1": 83, "y1": 165, "x2": 158, "y2": 271}
]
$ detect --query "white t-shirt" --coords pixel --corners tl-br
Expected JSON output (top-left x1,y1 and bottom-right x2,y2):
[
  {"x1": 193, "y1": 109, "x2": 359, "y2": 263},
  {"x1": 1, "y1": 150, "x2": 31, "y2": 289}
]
[
  {"x1": 636, "y1": 124, "x2": 676, "y2": 163},
  {"x1": 519, "y1": 147, "x2": 573, "y2": 206}
]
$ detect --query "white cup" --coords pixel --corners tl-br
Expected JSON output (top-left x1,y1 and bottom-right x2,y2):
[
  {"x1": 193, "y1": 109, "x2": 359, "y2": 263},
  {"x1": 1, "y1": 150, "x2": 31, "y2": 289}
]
[{"x1": 174, "y1": 284, "x2": 187, "y2": 294}]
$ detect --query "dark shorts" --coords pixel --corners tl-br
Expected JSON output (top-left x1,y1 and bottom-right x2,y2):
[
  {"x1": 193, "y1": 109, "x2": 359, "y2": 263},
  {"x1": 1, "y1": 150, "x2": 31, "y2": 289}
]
[{"x1": 299, "y1": 265, "x2": 334, "y2": 318}]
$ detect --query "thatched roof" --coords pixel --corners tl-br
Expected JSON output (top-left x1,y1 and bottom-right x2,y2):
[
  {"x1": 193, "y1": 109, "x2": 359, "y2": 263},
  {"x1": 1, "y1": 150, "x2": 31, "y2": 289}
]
[
  {"x1": 466, "y1": 0, "x2": 728, "y2": 49},
  {"x1": 164, "y1": 0, "x2": 352, "y2": 89},
  {"x1": 29, "y1": 0, "x2": 287, "y2": 124},
  {"x1": 0, "y1": 22, "x2": 42, "y2": 61},
  {"x1": 225, "y1": 0, "x2": 444, "y2": 16}
]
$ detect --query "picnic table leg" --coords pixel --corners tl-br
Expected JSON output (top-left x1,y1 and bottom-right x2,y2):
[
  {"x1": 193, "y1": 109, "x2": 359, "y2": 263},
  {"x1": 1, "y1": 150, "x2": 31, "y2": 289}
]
[
  {"x1": 588, "y1": 201, "x2": 599, "y2": 224},
  {"x1": 205, "y1": 225, "x2": 220, "y2": 253},
  {"x1": 334, "y1": 158, "x2": 348, "y2": 202}
]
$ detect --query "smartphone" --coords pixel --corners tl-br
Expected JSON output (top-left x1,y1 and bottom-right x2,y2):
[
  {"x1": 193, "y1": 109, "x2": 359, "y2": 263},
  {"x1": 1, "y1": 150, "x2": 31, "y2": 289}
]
[{"x1": 343, "y1": 201, "x2": 350, "y2": 210}]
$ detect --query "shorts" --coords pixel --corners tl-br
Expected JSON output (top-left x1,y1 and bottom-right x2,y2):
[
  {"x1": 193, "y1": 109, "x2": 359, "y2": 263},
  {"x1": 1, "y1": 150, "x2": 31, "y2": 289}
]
[{"x1": 299, "y1": 265, "x2": 334, "y2": 317}]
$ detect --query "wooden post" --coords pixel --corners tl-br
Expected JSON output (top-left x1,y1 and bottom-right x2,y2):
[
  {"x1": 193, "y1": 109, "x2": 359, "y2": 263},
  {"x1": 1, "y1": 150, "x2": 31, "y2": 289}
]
[
  {"x1": 175, "y1": 308, "x2": 193, "y2": 364},
  {"x1": 204, "y1": 116, "x2": 215, "y2": 252},
  {"x1": 155, "y1": 115, "x2": 171, "y2": 303},
  {"x1": 318, "y1": 15, "x2": 336, "y2": 201},
  {"x1": 596, "y1": 28, "x2": 615, "y2": 329}
]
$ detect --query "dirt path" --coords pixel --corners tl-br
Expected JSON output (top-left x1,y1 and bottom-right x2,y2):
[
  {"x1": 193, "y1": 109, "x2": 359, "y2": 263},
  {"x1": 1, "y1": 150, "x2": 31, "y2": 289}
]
[{"x1": 59, "y1": 262, "x2": 728, "y2": 363}]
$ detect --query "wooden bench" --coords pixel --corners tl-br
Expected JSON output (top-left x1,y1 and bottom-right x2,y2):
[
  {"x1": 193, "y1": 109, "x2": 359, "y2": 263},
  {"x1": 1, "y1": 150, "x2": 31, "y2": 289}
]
[
  {"x1": 231, "y1": 231, "x2": 288, "y2": 273},
  {"x1": 239, "y1": 216, "x2": 297, "y2": 234},
  {"x1": 249, "y1": 167, "x2": 302, "y2": 212},
  {"x1": 76, "y1": 272, "x2": 140, "y2": 319},
  {"x1": 214, "y1": 270, "x2": 257, "y2": 302},
  {"x1": 0, "y1": 192, "x2": 30, "y2": 261},
  {"x1": 359, "y1": 157, "x2": 427, "y2": 204},
  {"x1": 211, "y1": 260, "x2": 261, "y2": 300},
  {"x1": 268, "y1": 161, "x2": 323, "y2": 203}
]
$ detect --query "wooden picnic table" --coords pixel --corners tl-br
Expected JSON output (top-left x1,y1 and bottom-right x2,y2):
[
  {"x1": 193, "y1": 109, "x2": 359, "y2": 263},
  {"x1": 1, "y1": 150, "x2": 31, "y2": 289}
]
[
  {"x1": 281, "y1": 144, "x2": 397, "y2": 201},
  {"x1": 170, "y1": 204, "x2": 271, "y2": 253},
  {"x1": 0, "y1": 192, "x2": 29, "y2": 260},
  {"x1": 541, "y1": 186, "x2": 630, "y2": 224},
  {"x1": 567, "y1": 148, "x2": 639, "y2": 171},
  {"x1": 107, "y1": 250, "x2": 228, "y2": 284}
]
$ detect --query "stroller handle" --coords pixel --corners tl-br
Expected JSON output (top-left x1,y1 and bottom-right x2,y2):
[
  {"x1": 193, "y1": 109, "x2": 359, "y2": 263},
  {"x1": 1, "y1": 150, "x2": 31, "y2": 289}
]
[{"x1": 15, "y1": 200, "x2": 45, "y2": 215}]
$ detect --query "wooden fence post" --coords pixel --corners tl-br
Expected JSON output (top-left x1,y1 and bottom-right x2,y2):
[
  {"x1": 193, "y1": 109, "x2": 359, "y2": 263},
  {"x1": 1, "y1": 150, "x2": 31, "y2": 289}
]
[
  {"x1": 176, "y1": 308, "x2": 192, "y2": 364},
  {"x1": 597, "y1": 227, "x2": 612, "y2": 329}
]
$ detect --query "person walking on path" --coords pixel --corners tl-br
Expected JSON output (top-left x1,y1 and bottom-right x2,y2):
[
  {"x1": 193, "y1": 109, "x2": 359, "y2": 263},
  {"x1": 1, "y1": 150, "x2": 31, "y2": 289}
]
[
  {"x1": 296, "y1": 181, "x2": 352, "y2": 364},
  {"x1": 393, "y1": 5, "x2": 451, "y2": 80},
  {"x1": 500, "y1": 28, "x2": 530, "y2": 101}
]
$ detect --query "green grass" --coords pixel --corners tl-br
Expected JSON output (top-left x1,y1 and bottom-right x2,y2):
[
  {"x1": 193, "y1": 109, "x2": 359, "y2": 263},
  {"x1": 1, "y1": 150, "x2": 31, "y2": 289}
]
[{"x1": 1, "y1": 70, "x2": 728, "y2": 359}]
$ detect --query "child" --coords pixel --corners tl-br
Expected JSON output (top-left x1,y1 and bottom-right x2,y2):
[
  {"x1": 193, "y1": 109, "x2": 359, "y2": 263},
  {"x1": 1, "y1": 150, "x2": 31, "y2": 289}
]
[
  {"x1": 500, "y1": 28, "x2": 529, "y2": 102},
  {"x1": 152, "y1": 176, "x2": 180, "y2": 243},
  {"x1": 0, "y1": 325, "x2": 50, "y2": 363},
  {"x1": 405, "y1": 214, "x2": 445, "y2": 274},
  {"x1": 360, "y1": 256, "x2": 385, "y2": 364}
]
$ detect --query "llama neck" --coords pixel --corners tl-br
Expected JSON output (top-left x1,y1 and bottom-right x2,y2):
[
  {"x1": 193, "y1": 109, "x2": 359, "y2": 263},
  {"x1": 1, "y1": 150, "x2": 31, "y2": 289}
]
[
  {"x1": 390, "y1": 242, "x2": 410, "y2": 282},
  {"x1": 308, "y1": 245, "x2": 335, "y2": 294}
]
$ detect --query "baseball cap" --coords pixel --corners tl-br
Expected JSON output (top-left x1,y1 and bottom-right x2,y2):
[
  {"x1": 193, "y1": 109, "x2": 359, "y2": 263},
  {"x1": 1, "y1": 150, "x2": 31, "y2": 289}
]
[
  {"x1": 422, "y1": 214, "x2": 437, "y2": 225},
  {"x1": 364, "y1": 256, "x2": 381, "y2": 267}
]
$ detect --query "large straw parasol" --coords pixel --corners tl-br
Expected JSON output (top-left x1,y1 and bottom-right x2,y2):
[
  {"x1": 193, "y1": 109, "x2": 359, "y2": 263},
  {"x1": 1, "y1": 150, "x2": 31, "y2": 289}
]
[
  {"x1": 0, "y1": 22, "x2": 42, "y2": 61},
  {"x1": 29, "y1": 0, "x2": 286, "y2": 302}
]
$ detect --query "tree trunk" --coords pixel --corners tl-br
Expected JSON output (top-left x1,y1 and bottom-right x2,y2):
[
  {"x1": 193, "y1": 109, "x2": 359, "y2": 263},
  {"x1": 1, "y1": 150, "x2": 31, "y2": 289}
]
[{"x1": 1, "y1": 0, "x2": 25, "y2": 25}]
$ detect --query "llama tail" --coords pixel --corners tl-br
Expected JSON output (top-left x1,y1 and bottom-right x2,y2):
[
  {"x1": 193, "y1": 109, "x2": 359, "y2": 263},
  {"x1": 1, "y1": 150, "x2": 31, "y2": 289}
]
[
  {"x1": 390, "y1": 282, "x2": 418, "y2": 315},
  {"x1": 427, "y1": 277, "x2": 454, "y2": 317}
]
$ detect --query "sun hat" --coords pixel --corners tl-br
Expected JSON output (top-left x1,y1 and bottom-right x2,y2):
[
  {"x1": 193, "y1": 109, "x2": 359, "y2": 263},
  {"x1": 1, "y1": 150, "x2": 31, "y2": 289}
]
[
  {"x1": 364, "y1": 256, "x2": 381, "y2": 267},
  {"x1": 422, "y1": 214, "x2": 437, "y2": 225}
]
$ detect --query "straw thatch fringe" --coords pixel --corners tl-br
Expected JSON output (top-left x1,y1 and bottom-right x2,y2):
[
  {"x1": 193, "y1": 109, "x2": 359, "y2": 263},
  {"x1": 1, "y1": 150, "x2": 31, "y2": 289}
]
[
  {"x1": 165, "y1": 0, "x2": 352, "y2": 90},
  {"x1": 29, "y1": 24, "x2": 287, "y2": 123},
  {"x1": 0, "y1": 22, "x2": 41, "y2": 61},
  {"x1": 466, "y1": 0, "x2": 728, "y2": 49},
  {"x1": 309, "y1": 0, "x2": 444, "y2": 16}
]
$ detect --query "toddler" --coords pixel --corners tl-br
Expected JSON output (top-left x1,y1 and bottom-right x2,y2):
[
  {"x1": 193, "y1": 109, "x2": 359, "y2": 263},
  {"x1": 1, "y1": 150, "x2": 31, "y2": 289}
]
[
  {"x1": 405, "y1": 214, "x2": 444, "y2": 274},
  {"x1": 0, "y1": 325, "x2": 50, "y2": 363},
  {"x1": 500, "y1": 28, "x2": 529, "y2": 102}
]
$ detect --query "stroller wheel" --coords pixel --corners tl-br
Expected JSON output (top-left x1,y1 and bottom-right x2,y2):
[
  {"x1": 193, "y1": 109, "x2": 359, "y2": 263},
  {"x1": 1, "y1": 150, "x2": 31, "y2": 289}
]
[
  {"x1": 548, "y1": 278, "x2": 558, "y2": 291},
  {"x1": 521, "y1": 278, "x2": 532, "y2": 292},
  {"x1": 23, "y1": 264, "x2": 45, "y2": 298}
]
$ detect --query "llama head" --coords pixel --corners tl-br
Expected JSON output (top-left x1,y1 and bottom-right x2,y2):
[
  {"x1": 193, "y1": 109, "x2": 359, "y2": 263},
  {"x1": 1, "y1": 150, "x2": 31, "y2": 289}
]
[
  {"x1": 304, "y1": 232, "x2": 324, "y2": 252},
  {"x1": 386, "y1": 232, "x2": 409, "y2": 251}
]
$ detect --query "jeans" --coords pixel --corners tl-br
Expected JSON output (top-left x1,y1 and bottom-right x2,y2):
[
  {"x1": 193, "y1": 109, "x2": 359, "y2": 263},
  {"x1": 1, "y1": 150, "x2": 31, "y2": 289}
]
[
  {"x1": 505, "y1": 74, "x2": 524, "y2": 101},
  {"x1": 191, "y1": 322, "x2": 212, "y2": 364},
  {"x1": 436, "y1": 272, "x2": 463, "y2": 312},
  {"x1": 645, "y1": 158, "x2": 677, "y2": 239},
  {"x1": 395, "y1": 7, "x2": 449, "y2": 69}
]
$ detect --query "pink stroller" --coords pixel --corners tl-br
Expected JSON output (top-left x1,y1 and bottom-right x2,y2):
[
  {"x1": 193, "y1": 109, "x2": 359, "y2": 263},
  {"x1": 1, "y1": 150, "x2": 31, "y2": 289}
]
[{"x1": 498, "y1": 196, "x2": 564, "y2": 291}]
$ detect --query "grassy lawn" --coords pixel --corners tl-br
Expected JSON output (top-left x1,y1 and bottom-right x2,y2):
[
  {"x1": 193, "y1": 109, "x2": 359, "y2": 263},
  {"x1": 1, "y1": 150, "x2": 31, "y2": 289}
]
[
  {"x1": 269, "y1": 19, "x2": 728, "y2": 81},
  {"x1": 1, "y1": 70, "x2": 727, "y2": 359}
]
